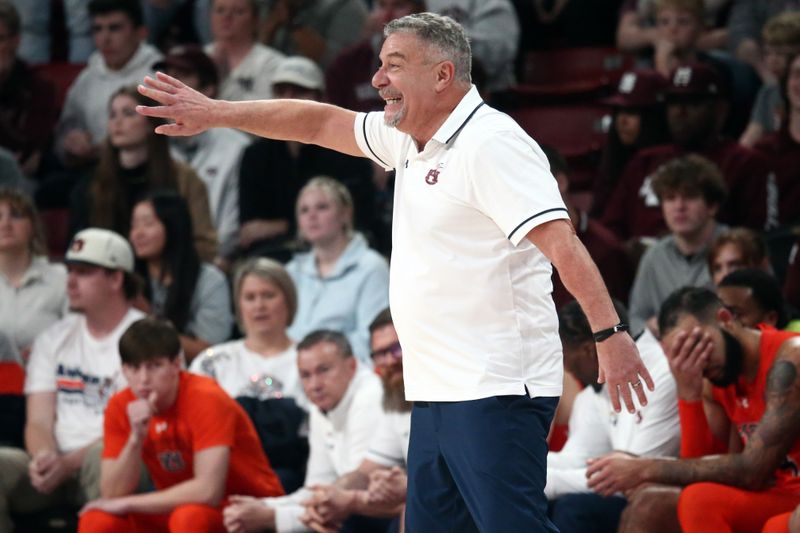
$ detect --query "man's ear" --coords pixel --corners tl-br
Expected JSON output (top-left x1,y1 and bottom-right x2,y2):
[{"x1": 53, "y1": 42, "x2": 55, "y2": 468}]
[
  {"x1": 717, "y1": 305, "x2": 735, "y2": 327},
  {"x1": 434, "y1": 60, "x2": 455, "y2": 92}
]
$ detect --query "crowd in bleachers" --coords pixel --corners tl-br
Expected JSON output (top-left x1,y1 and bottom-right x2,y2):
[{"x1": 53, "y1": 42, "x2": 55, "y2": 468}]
[{"x1": 3, "y1": 0, "x2": 800, "y2": 531}]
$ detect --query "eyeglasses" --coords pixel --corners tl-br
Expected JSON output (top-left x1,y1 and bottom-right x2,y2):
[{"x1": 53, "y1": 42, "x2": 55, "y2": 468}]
[{"x1": 370, "y1": 341, "x2": 402, "y2": 361}]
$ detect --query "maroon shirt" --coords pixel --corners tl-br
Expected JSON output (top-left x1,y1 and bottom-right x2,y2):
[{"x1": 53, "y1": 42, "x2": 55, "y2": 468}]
[
  {"x1": 754, "y1": 128, "x2": 800, "y2": 227},
  {"x1": 599, "y1": 140, "x2": 771, "y2": 240},
  {"x1": 0, "y1": 60, "x2": 58, "y2": 163},
  {"x1": 325, "y1": 39, "x2": 384, "y2": 113},
  {"x1": 552, "y1": 212, "x2": 634, "y2": 309}
]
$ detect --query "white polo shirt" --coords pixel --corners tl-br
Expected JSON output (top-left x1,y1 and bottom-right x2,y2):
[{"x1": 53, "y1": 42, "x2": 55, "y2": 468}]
[{"x1": 354, "y1": 86, "x2": 569, "y2": 401}]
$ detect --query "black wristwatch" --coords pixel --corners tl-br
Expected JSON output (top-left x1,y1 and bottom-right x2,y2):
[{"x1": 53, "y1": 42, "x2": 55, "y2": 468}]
[{"x1": 592, "y1": 322, "x2": 629, "y2": 342}]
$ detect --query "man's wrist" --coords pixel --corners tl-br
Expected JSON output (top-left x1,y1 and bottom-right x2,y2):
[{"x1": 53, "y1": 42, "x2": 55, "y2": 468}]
[{"x1": 593, "y1": 323, "x2": 629, "y2": 342}]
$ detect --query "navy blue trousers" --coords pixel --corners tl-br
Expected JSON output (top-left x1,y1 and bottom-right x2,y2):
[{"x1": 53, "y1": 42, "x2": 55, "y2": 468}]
[
  {"x1": 549, "y1": 493, "x2": 628, "y2": 533},
  {"x1": 405, "y1": 395, "x2": 560, "y2": 533}
]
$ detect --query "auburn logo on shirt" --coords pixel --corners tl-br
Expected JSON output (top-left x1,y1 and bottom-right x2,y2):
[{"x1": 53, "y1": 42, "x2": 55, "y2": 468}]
[
  {"x1": 425, "y1": 169, "x2": 440, "y2": 185},
  {"x1": 158, "y1": 451, "x2": 186, "y2": 472}
]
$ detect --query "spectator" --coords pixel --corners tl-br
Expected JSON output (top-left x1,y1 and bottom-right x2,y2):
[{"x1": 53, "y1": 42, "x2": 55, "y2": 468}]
[
  {"x1": 718, "y1": 268, "x2": 788, "y2": 328},
  {"x1": 616, "y1": 0, "x2": 730, "y2": 54},
  {"x1": 426, "y1": 0, "x2": 519, "y2": 91},
  {"x1": 728, "y1": 0, "x2": 800, "y2": 84},
  {"x1": 592, "y1": 68, "x2": 670, "y2": 217},
  {"x1": 0, "y1": 228, "x2": 144, "y2": 531},
  {"x1": 544, "y1": 146, "x2": 635, "y2": 308},
  {"x1": 740, "y1": 10, "x2": 800, "y2": 147},
  {"x1": 628, "y1": 154, "x2": 727, "y2": 335},
  {"x1": 754, "y1": 52, "x2": 800, "y2": 227},
  {"x1": 292, "y1": 309, "x2": 411, "y2": 531},
  {"x1": 600, "y1": 62, "x2": 771, "y2": 240},
  {"x1": 158, "y1": 44, "x2": 251, "y2": 261},
  {"x1": 10, "y1": 0, "x2": 92, "y2": 64},
  {"x1": 78, "y1": 317, "x2": 285, "y2": 532},
  {"x1": 56, "y1": 0, "x2": 162, "y2": 168},
  {"x1": 650, "y1": 0, "x2": 712, "y2": 77},
  {"x1": 0, "y1": 188, "x2": 67, "y2": 361},
  {"x1": 286, "y1": 177, "x2": 389, "y2": 362},
  {"x1": 326, "y1": 0, "x2": 425, "y2": 113},
  {"x1": 221, "y1": 330, "x2": 383, "y2": 533},
  {"x1": 547, "y1": 299, "x2": 679, "y2": 533},
  {"x1": 585, "y1": 287, "x2": 800, "y2": 533},
  {"x1": 129, "y1": 192, "x2": 233, "y2": 363},
  {"x1": 0, "y1": 1, "x2": 58, "y2": 179},
  {"x1": 707, "y1": 226, "x2": 770, "y2": 286},
  {"x1": 205, "y1": 0, "x2": 285, "y2": 102},
  {"x1": 69, "y1": 86, "x2": 217, "y2": 261},
  {"x1": 191, "y1": 257, "x2": 306, "y2": 405},
  {"x1": 238, "y1": 58, "x2": 375, "y2": 260},
  {"x1": 259, "y1": 0, "x2": 368, "y2": 69}
]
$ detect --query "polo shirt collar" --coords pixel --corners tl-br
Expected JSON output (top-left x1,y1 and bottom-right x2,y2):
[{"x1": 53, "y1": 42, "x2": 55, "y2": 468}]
[
  {"x1": 430, "y1": 85, "x2": 485, "y2": 146},
  {"x1": 325, "y1": 365, "x2": 369, "y2": 428}
]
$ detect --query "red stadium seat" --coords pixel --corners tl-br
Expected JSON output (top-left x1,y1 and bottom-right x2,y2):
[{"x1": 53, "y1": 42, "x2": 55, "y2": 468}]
[
  {"x1": 32, "y1": 62, "x2": 85, "y2": 111},
  {"x1": 39, "y1": 208, "x2": 71, "y2": 260},
  {"x1": 514, "y1": 47, "x2": 635, "y2": 102},
  {"x1": 509, "y1": 104, "x2": 609, "y2": 158}
]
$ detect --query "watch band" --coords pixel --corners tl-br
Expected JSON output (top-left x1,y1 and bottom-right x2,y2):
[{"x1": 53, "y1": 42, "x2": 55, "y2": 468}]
[{"x1": 592, "y1": 322, "x2": 629, "y2": 342}]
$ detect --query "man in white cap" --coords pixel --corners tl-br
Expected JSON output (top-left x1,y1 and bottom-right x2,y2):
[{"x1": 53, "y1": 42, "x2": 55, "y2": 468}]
[{"x1": 0, "y1": 228, "x2": 144, "y2": 533}]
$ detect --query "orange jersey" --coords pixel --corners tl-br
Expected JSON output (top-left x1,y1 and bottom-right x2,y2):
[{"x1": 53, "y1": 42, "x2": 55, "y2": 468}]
[
  {"x1": 103, "y1": 372, "x2": 284, "y2": 498},
  {"x1": 712, "y1": 329, "x2": 800, "y2": 491}
]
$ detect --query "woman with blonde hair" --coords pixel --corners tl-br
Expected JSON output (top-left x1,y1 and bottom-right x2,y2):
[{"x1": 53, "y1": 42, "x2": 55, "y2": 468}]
[
  {"x1": 286, "y1": 176, "x2": 389, "y2": 361},
  {"x1": 0, "y1": 187, "x2": 67, "y2": 361}
]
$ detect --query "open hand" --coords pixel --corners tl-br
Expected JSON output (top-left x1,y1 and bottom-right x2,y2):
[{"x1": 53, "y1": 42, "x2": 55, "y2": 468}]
[
  {"x1": 596, "y1": 333, "x2": 654, "y2": 413},
  {"x1": 137, "y1": 72, "x2": 222, "y2": 136}
]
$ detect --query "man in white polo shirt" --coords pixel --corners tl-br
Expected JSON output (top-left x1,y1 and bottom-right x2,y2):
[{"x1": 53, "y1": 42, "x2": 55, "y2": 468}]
[{"x1": 137, "y1": 12, "x2": 653, "y2": 532}]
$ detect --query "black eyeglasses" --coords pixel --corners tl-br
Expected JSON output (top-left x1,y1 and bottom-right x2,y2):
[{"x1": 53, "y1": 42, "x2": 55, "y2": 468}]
[{"x1": 370, "y1": 341, "x2": 403, "y2": 361}]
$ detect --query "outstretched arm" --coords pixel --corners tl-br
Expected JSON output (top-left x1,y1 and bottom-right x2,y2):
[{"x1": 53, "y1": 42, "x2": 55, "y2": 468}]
[
  {"x1": 527, "y1": 219, "x2": 654, "y2": 414},
  {"x1": 137, "y1": 72, "x2": 363, "y2": 157}
]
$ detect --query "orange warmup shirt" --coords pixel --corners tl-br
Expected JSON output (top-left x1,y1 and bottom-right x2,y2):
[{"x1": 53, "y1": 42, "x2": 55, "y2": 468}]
[
  {"x1": 103, "y1": 371, "x2": 284, "y2": 498},
  {"x1": 711, "y1": 328, "x2": 800, "y2": 491}
]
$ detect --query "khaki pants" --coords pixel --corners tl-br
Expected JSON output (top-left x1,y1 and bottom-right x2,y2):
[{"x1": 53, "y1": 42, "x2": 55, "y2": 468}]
[{"x1": 0, "y1": 442, "x2": 102, "y2": 533}]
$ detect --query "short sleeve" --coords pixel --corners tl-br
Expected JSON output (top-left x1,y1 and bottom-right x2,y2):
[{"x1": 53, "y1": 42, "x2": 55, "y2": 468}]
[
  {"x1": 24, "y1": 329, "x2": 58, "y2": 393},
  {"x1": 353, "y1": 112, "x2": 405, "y2": 171},
  {"x1": 102, "y1": 392, "x2": 132, "y2": 459},
  {"x1": 187, "y1": 391, "x2": 237, "y2": 452},
  {"x1": 468, "y1": 131, "x2": 568, "y2": 246}
]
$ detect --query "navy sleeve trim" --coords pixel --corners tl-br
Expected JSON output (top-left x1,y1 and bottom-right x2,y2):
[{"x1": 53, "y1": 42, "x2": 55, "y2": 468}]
[
  {"x1": 507, "y1": 207, "x2": 569, "y2": 240},
  {"x1": 362, "y1": 113, "x2": 391, "y2": 169}
]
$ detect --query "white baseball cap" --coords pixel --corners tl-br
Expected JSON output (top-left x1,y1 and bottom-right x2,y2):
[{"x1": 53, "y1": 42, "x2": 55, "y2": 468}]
[
  {"x1": 272, "y1": 56, "x2": 325, "y2": 91},
  {"x1": 66, "y1": 228, "x2": 135, "y2": 274}
]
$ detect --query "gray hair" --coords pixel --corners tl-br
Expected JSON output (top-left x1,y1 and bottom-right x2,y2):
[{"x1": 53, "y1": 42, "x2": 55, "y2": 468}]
[
  {"x1": 233, "y1": 257, "x2": 298, "y2": 328},
  {"x1": 297, "y1": 329, "x2": 353, "y2": 359},
  {"x1": 385, "y1": 12, "x2": 472, "y2": 85}
]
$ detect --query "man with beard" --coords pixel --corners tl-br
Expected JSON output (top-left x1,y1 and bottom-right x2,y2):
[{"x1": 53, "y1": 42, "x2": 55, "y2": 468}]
[
  {"x1": 586, "y1": 287, "x2": 800, "y2": 533},
  {"x1": 137, "y1": 12, "x2": 652, "y2": 531},
  {"x1": 299, "y1": 309, "x2": 411, "y2": 531},
  {"x1": 600, "y1": 62, "x2": 772, "y2": 241}
]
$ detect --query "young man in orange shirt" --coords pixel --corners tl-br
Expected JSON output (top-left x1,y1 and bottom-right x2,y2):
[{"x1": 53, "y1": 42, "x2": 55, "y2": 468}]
[{"x1": 78, "y1": 317, "x2": 284, "y2": 532}]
